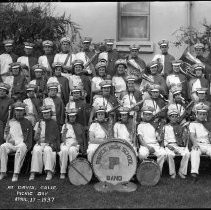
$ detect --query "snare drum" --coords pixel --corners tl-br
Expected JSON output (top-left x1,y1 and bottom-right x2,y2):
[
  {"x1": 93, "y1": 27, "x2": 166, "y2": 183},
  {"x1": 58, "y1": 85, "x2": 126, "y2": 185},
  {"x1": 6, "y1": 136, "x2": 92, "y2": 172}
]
[
  {"x1": 92, "y1": 138, "x2": 137, "y2": 185},
  {"x1": 68, "y1": 158, "x2": 93, "y2": 186},
  {"x1": 136, "y1": 159, "x2": 161, "y2": 186}
]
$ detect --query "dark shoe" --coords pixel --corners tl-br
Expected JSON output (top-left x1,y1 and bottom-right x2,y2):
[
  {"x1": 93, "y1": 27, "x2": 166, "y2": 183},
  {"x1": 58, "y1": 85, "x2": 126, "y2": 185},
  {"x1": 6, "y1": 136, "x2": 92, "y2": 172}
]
[{"x1": 191, "y1": 173, "x2": 198, "y2": 182}]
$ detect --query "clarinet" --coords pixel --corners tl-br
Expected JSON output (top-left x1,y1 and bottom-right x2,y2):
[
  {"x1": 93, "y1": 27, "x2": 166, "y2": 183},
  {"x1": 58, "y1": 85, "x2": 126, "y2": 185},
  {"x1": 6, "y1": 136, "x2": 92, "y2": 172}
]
[
  {"x1": 177, "y1": 101, "x2": 194, "y2": 124},
  {"x1": 5, "y1": 105, "x2": 12, "y2": 142},
  {"x1": 61, "y1": 113, "x2": 68, "y2": 145}
]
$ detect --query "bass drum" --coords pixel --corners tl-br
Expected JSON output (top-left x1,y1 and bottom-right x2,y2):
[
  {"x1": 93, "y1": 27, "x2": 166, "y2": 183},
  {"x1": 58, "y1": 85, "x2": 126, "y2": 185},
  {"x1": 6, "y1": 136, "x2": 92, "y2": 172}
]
[
  {"x1": 136, "y1": 159, "x2": 161, "y2": 186},
  {"x1": 92, "y1": 138, "x2": 137, "y2": 185},
  {"x1": 68, "y1": 158, "x2": 93, "y2": 186}
]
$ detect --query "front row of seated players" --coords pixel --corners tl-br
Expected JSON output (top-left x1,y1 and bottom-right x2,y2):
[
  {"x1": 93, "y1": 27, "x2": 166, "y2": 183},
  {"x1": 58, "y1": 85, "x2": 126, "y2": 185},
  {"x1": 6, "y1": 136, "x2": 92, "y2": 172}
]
[{"x1": 0, "y1": 101, "x2": 211, "y2": 182}]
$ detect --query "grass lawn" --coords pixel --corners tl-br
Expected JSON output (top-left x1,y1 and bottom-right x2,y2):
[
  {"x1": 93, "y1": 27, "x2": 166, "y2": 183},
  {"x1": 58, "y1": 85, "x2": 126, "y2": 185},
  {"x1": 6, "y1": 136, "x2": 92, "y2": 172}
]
[{"x1": 1, "y1": 160, "x2": 211, "y2": 209}]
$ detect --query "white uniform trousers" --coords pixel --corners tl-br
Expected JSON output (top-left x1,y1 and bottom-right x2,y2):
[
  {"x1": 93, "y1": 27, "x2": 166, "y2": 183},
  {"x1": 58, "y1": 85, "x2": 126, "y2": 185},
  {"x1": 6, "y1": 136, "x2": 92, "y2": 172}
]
[
  {"x1": 30, "y1": 143, "x2": 56, "y2": 173},
  {"x1": 191, "y1": 143, "x2": 211, "y2": 174},
  {"x1": 165, "y1": 145, "x2": 190, "y2": 175},
  {"x1": 87, "y1": 143, "x2": 100, "y2": 163},
  {"x1": 58, "y1": 143, "x2": 79, "y2": 174},
  {"x1": 0, "y1": 142, "x2": 27, "y2": 174},
  {"x1": 138, "y1": 144, "x2": 167, "y2": 172}
]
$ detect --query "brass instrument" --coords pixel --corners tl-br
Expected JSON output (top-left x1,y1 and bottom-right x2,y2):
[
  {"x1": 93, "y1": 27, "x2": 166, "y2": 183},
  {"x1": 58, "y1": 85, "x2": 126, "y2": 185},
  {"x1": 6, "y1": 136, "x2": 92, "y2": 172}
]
[
  {"x1": 127, "y1": 59, "x2": 154, "y2": 84},
  {"x1": 177, "y1": 101, "x2": 194, "y2": 124},
  {"x1": 179, "y1": 47, "x2": 203, "y2": 78}
]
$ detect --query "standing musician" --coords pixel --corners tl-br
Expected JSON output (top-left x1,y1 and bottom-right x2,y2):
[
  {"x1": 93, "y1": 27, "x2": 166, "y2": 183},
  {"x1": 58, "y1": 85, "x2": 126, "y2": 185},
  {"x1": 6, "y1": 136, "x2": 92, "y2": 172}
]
[
  {"x1": 17, "y1": 41, "x2": 38, "y2": 81},
  {"x1": 43, "y1": 82, "x2": 65, "y2": 130},
  {"x1": 0, "y1": 39, "x2": 18, "y2": 82},
  {"x1": 59, "y1": 108, "x2": 86, "y2": 179},
  {"x1": 29, "y1": 105, "x2": 60, "y2": 181},
  {"x1": 0, "y1": 83, "x2": 14, "y2": 133},
  {"x1": 189, "y1": 103, "x2": 211, "y2": 181},
  {"x1": 113, "y1": 107, "x2": 137, "y2": 154},
  {"x1": 47, "y1": 62, "x2": 70, "y2": 106},
  {"x1": 97, "y1": 39, "x2": 119, "y2": 77},
  {"x1": 140, "y1": 60, "x2": 167, "y2": 100},
  {"x1": 66, "y1": 85, "x2": 91, "y2": 128},
  {"x1": 38, "y1": 40, "x2": 55, "y2": 78},
  {"x1": 125, "y1": 44, "x2": 146, "y2": 91},
  {"x1": 152, "y1": 39, "x2": 175, "y2": 78},
  {"x1": 69, "y1": 59, "x2": 91, "y2": 104},
  {"x1": 112, "y1": 59, "x2": 127, "y2": 100},
  {"x1": 23, "y1": 84, "x2": 42, "y2": 127},
  {"x1": 188, "y1": 63, "x2": 210, "y2": 102},
  {"x1": 166, "y1": 60, "x2": 188, "y2": 101},
  {"x1": 4, "y1": 62, "x2": 27, "y2": 102},
  {"x1": 30, "y1": 64, "x2": 48, "y2": 107},
  {"x1": 163, "y1": 105, "x2": 190, "y2": 179},
  {"x1": 0, "y1": 102, "x2": 33, "y2": 182},
  {"x1": 137, "y1": 105, "x2": 167, "y2": 173},
  {"x1": 54, "y1": 36, "x2": 76, "y2": 75},
  {"x1": 75, "y1": 37, "x2": 97, "y2": 76},
  {"x1": 87, "y1": 106, "x2": 110, "y2": 162}
]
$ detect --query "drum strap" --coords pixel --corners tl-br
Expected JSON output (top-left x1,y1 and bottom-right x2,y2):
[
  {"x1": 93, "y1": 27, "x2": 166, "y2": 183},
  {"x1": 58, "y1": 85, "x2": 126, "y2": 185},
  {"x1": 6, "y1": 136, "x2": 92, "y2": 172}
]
[
  {"x1": 64, "y1": 53, "x2": 72, "y2": 66},
  {"x1": 98, "y1": 122, "x2": 109, "y2": 139}
]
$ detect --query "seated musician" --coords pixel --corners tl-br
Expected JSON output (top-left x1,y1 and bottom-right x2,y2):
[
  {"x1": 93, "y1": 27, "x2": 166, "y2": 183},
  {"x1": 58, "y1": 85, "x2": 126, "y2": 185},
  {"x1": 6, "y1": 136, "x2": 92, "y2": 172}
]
[
  {"x1": 188, "y1": 63, "x2": 209, "y2": 102},
  {"x1": 166, "y1": 60, "x2": 188, "y2": 101},
  {"x1": 90, "y1": 79, "x2": 119, "y2": 124},
  {"x1": 59, "y1": 108, "x2": 86, "y2": 179},
  {"x1": 43, "y1": 82, "x2": 65, "y2": 130},
  {"x1": 23, "y1": 84, "x2": 41, "y2": 127},
  {"x1": 112, "y1": 59, "x2": 127, "y2": 99},
  {"x1": 69, "y1": 59, "x2": 91, "y2": 104},
  {"x1": 189, "y1": 103, "x2": 211, "y2": 180},
  {"x1": 163, "y1": 104, "x2": 190, "y2": 179},
  {"x1": 137, "y1": 105, "x2": 167, "y2": 173},
  {"x1": 140, "y1": 61, "x2": 167, "y2": 100},
  {"x1": 30, "y1": 64, "x2": 48, "y2": 107},
  {"x1": 0, "y1": 102, "x2": 33, "y2": 182},
  {"x1": 29, "y1": 105, "x2": 60, "y2": 181},
  {"x1": 120, "y1": 75, "x2": 143, "y2": 120},
  {"x1": 47, "y1": 62, "x2": 70, "y2": 106},
  {"x1": 91, "y1": 61, "x2": 110, "y2": 98},
  {"x1": 87, "y1": 106, "x2": 110, "y2": 162},
  {"x1": 143, "y1": 84, "x2": 167, "y2": 119},
  {"x1": 66, "y1": 85, "x2": 91, "y2": 128},
  {"x1": 4, "y1": 62, "x2": 27, "y2": 101},
  {"x1": 192, "y1": 88, "x2": 211, "y2": 122},
  {"x1": 113, "y1": 107, "x2": 137, "y2": 154}
]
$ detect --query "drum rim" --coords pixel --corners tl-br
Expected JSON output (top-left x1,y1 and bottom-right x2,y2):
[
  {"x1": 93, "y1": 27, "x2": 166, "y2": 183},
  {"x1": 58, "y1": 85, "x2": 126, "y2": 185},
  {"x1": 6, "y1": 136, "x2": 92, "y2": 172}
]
[
  {"x1": 91, "y1": 138, "x2": 137, "y2": 183},
  {"x1": 136, "y1": 160, "x2": 161, "y2": 185},
  {"x1": 68, "y1": 158, "x2": 93, "y2": 184}
]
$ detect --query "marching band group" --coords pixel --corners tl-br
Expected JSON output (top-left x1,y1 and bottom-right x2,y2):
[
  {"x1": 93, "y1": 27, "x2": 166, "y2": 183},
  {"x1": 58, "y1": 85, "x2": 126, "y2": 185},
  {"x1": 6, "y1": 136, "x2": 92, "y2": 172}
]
[{"x1": 0, "y1": 36, "x2": 211, "y2": 183}]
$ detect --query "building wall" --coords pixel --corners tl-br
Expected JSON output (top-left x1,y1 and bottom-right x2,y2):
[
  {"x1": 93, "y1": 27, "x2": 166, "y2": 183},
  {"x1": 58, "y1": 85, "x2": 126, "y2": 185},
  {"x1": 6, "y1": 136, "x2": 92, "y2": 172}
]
[{"x1": 52, "y1": 1, "x2": 211, "y2": 63}]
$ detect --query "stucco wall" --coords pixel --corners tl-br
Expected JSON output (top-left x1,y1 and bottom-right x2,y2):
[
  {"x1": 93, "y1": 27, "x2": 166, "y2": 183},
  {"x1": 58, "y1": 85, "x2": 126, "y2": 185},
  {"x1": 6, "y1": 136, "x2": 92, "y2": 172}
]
[{"x1": 52, "y1": 1, "x2": 211, "y2": 63}]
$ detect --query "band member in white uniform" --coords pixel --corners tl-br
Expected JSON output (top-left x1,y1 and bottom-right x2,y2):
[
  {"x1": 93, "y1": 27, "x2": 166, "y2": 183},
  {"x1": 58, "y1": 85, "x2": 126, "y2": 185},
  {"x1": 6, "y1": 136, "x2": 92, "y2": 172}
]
[
  {"x1": 59, "y1": 108, "x2": 82, "y2": 179},
  {"x1": 189, "y1": 103, "x2": 211, "y2": 181},
  {"x1": 87, "y1": 106, "x2": 109, "y2": 162},
  {"x1": 29, "y1": 105, "x2": 60, "y2": 181},
  {"x1": 137, "y1": 105, "x2": 167, "y2": 173},
  {"x1": 0, "y1": 102, "x2": 33, "y2": 182},
  {"x1": 163, "y1": 105, "x2": 190, "y2": 179}
]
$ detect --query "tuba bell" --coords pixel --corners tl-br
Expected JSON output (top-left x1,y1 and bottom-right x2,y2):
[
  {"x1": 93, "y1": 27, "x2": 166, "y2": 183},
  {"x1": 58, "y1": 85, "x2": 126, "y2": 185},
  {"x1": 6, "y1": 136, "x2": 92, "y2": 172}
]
[{"x1": 179, "y1": 47, "x2": 204, "y2": 78}]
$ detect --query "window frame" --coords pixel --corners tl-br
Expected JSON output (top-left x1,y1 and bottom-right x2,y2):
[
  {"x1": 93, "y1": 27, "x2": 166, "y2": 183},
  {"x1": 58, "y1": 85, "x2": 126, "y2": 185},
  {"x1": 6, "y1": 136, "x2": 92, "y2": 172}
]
[{"x1": 117, "y1": 2, "x2": 150, "y2": 41}]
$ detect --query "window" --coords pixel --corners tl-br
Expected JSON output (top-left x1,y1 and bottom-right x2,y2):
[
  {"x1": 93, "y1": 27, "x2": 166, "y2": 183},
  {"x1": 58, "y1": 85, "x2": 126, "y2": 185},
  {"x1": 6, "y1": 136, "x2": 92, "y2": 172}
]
[{"x1": 118, "y1": 2, "x2": 150, "y2": 41}]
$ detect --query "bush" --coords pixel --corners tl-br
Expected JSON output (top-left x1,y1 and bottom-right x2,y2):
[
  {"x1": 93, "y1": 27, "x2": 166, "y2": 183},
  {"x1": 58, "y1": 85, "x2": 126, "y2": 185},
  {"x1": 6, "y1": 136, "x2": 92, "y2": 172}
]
[{"x1": 0, "y1": 2, "x2": 83, "y2": 56}]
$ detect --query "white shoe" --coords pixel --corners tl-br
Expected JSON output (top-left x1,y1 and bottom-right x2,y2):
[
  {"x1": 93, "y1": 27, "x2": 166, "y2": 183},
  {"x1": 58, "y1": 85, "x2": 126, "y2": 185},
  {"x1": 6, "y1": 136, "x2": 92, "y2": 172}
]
[
  {"x1": 12, "y1": 174, "x2": 18, "y2": 182},
  {"x1": 0, "y1": 173, "x2": 6, "y2": 180},
  {"x1": 29, "y1": 173, "x2": 35, "y2": 181},
  {"x1": 170, "y1": 173, "x2": 176, "y2": 179},
  {"x1": 178, "y1": 171, "x2": 186, "y2": 179},
  {"x1": 60, "y1": 174, "x2": 65, "y2": 179},
  {"x1": 46, "y1": 172, "x2": 53, "y2": 181}
]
